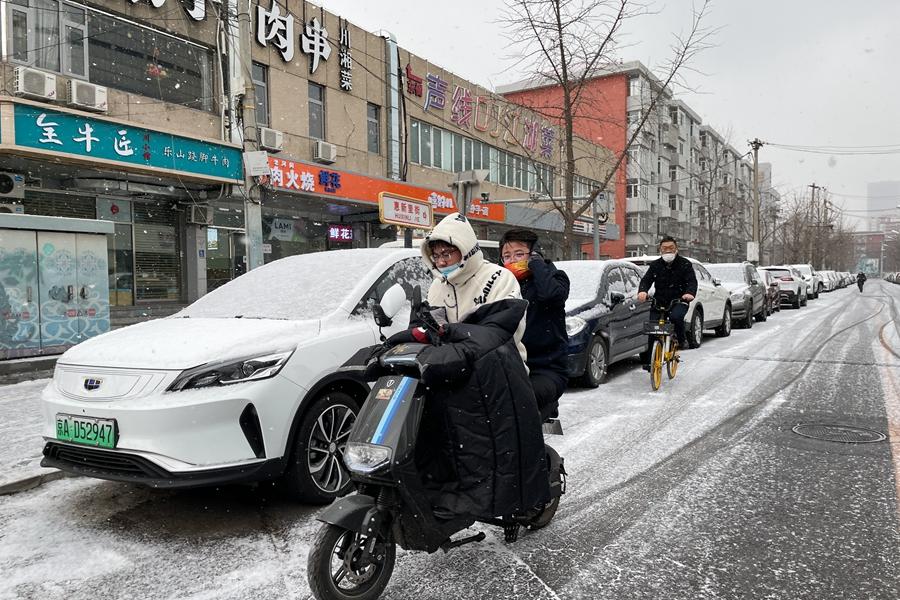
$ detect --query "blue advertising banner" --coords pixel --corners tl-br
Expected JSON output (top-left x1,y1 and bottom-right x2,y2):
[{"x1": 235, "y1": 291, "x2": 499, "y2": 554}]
[{"x1": 12, "y1": 104, "x2": 243, "y2": 182}]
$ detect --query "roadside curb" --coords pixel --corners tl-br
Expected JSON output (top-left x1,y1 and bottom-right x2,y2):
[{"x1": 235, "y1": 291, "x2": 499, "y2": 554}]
[{"x1": 0, "y1": 470, "x2": 74, "y2": 497}]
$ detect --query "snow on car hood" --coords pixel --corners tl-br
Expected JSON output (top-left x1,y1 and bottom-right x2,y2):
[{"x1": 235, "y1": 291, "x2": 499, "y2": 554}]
[
  {"x1": 58, "y1": 317, "x2": 321, "y2": 370},
  {"x1": 720, "y1": 281, "x2": 749, "y2": 294}
]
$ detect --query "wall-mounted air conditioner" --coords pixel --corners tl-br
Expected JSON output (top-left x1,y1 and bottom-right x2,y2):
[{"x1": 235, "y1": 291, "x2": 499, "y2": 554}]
[
  {"x1": 14, "y1": 67, "x2": 57, "y2": 101},
  {"x1": 0, "y1": 173, "x2": 26, "y2": 200},
  {"x1": 313, "y1": 140, "x2": 338, "y2": 164},
  {"x1": 67, "y1": 80, "x2": 109, "y2": 113},
  {"x1": 188, "y1": 204, "x2": 213, "y2": 225},
  {"x1": 259, "y1": 127, "x2": 284, "y2": 152}
]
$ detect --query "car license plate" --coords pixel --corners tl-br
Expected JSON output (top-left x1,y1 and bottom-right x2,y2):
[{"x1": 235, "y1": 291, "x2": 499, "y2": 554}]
[
  {"x1": 56, "y1": 414, "x2": 118, "y2": 449},
  {"x1": 643, "y1": 322, "x2": 674, "y2": 335}
]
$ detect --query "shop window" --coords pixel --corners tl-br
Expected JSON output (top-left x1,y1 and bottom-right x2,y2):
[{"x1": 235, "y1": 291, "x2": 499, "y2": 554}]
[
  {"x1": 252, "y1": 62, "x2": 269, "y2": 127},
  {"x1": 409, "y1": 120, "x2": 420, "y2": 164},
  {"x1": 88, "y1": 10, "x2": 213, "y2": 110},
  {"x1": 420, "y1": 123, "x2": 432, "y2": 168},
  {"x1": 108, "y1": 223, "x2": 134, "y2": 306},
  {"x1": 367, "y1": 103, "x2": 380, "y2": 154},
  {"x1": 133, "y1": 202, "x2": 180, "y2": 302},
  {"x1": 432, "y1": 128, "x2": 442, "y2": 169},
  {"x1": 452, "y1": 133, "x2": 463, "y2": 172},
  {"x1": 308, "y1": 82, "x2": 325, "y2": 140}
]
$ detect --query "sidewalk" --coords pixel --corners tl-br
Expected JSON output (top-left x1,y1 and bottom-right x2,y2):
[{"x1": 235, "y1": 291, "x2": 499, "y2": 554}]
[{"x1": 0, "y1": 378, "x2": 61, "y2": 494}]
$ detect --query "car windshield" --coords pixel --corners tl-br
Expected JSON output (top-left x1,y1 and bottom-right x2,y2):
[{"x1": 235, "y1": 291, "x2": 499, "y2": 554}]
[
  {"x1": 179, "y1": 249, "x2": 397, "y2": 320},
  {"x1": 557, "y1": 261, "x2": 608, "y2": 310},
  {"x1": 706, "y1": 266, "x2": 745, "y2": 283},
  {"x1": 794, "y1": 265, "x2": 812, "y2": 276},
  {"x1": 765, "y1": 269, "x2": 792, "y2": 278}
]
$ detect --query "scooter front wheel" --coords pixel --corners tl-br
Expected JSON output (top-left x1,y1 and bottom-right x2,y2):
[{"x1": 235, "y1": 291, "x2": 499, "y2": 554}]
[
  {"x1": 307, "y1": 523, "x2": 396, "y2": 600},
  {"x1": 527, "y1": 496, "x2": 560, "y2": 530}
]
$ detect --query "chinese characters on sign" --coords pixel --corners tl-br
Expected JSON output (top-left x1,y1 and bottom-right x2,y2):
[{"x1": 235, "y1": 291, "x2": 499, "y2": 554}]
[
  {"x1": 424, "y1": 73, "x2": 448, "y2": 112},
  {"x1": 255, "y1": 2, "x2": 335, "y2": 75},
  {"x1": 405, "y1": 64, "x2": 423, "y2": 97},
  {"x1": 128, "y1": 0, "x2": 205, "y2": 21},
  {"x1": 379, "y1": 194, "x2": 434, "y2": 229},
  {"x1": 328, "y1": 224, "x2": 354, "y2": 243},
  {"x1": 338, "y1": 19, "x2": 352, "y2": 91},
  {"x1": 450, "y1": 86, "x2": 474, "y2": 128},
  {"x1": 16, "y1": 105, "x2": 242, "y2": 181}
]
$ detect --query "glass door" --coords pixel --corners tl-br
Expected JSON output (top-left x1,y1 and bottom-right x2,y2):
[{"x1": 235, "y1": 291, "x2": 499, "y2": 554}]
[
  {"x1": 75, "y1": 233, "x2": 110, "y2": 340},
  {"x1": 37, "y1": 231, "x2": 80, "y2": 354},
  {"x1": 0, "y1": 229, "x2": 41, "y2": 359},
  {"x1": 206, "y1": 229, "x2": 247, "y2": 292}
]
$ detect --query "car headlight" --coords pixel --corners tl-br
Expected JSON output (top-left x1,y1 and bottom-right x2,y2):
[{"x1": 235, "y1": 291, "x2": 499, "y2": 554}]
[
  {"x1": 730, "y1": 292, "x2": 746, "y2": 303},
  {"x1": 343, "y1": 442, "x2": 392, "y2": 473},
  {"x1": 167, "y1": 349, "x2": 294, "y2": 391},
  {"x1": 566, "y1": 316, "x2": 588, "y2": 337}
]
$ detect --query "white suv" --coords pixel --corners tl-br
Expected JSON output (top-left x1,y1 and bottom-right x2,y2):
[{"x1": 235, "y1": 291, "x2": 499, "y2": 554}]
[
  {"x1": 761, "y1": 265, "x2": 808, "y2": 309},
  {"x1": 624, "y1": 255, "x2": 733, "y2": 347},
  {"x1": 41, "y1": 249, "x2": 431, "y2": 503},
  {"x1": 790, "y1": 263, "x2": 823, "y2": 299}
]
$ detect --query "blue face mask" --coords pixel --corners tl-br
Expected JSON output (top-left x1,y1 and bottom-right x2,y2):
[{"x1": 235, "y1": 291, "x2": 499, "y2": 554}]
[{"x1": 439, "y1": 263, "x2": 460, "y2": 277}]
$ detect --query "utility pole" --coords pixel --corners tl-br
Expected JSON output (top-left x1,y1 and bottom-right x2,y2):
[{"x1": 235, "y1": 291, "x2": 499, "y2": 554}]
[
  {"x1": 749, "y1": 138, "x2": 764, "y2": 264},
  {"x1": 807, "y1": 182, "x2": 820, "y2": 264},
  {"x1": 238, "y1": 0, "x2": 264, "y2": 271}
]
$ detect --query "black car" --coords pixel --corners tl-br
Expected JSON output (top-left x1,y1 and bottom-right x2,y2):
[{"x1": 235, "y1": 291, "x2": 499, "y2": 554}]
[
  {"x1": 705, "y1": 262, "x2": 767, "y2": 328},
  {"x1": 558, "y1": 260, "x2": 651, "y2": 387}
]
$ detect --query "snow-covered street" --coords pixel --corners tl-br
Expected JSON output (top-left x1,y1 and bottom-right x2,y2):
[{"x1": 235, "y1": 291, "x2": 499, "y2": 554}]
[{"x1": 1, "y1": 282, "x2": 899, "y2": 600}]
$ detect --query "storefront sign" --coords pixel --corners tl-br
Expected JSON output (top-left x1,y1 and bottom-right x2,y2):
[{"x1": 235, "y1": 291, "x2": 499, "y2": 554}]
[
  {"x1": 128, "y1": 0, "x2": 205, "y2": 21},
  {"x1": 267, "y1": 156, "x2": 506, "y2": 223},
  {"x1": 11, "y1": 104, "x2": 243, "y2": 183},
  {"x1": 328, "y1": 223, "x2": 353, "y2": 242},
  {"x1": 269, "y1": 218, "x2": 296, "y2": 241},
  {"x1": 256, "y1": 1, "x2": 334, "y2": 74},
  {"x1": 338, "y1": 19, "x2": 352, "y2": 92},
  {"x1": 379, "y1": 194, "x2": 433, "y2": 229}
]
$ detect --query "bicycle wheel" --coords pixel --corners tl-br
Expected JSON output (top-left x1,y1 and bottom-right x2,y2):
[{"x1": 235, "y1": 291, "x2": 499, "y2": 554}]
[
  {"x1": 650, "y1": 338, "x2": 664, "y2": 391},
  {"x1": 666, "y1": 339, "x2": 679, "y2": 379}
]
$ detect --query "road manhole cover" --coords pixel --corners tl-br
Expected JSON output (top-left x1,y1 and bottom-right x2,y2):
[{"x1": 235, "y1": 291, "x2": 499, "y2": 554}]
[{"x1": 792, "y1": 423, "x2": 887, "y2": 444}]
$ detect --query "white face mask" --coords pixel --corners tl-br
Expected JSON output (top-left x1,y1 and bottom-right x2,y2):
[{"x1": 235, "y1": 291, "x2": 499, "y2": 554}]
[{"x1": 662, "y1": 252, "x2": 676, "y2": 263}]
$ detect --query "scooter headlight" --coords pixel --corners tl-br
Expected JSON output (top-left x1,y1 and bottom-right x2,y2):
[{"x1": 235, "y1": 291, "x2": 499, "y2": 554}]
[{"x1": 344, "y1": 442, "x2": 392, "y2": 474}]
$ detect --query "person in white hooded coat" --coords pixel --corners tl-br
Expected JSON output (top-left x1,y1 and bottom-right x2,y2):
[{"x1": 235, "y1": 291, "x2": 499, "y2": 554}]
[{"x1": 419, "y1": 212, "x2": 528, "y2": 364}]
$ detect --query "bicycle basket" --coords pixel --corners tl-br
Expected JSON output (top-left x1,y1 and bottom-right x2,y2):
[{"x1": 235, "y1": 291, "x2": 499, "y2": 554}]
[{"x1": 643, "y1": 322, "x2": 675, "y2": 335}]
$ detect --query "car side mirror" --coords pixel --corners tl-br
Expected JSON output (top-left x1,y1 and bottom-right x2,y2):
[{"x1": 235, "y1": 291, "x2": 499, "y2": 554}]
[
  {"x1": 609, "y1": 291, "x2": 626, "y2": 305},
  {"x1": 373, "y1": 283, "x2": 406, "y2": 328},
  {"x1": 751, "y1": 278, "x2": 760, "y2": 286},
  {"x1": 713, "y1": 278, "x2": 721, "y2": 286}
]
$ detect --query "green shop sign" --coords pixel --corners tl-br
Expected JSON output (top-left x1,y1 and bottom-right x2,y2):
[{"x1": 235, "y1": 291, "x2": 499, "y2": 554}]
[{"x1": 12, "y1": 104, "x2": 243, "y2": 182}]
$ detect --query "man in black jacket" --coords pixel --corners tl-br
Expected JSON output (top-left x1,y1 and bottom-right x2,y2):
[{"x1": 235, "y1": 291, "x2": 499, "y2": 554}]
[
  {"x1": 637, "y1": 236, "x2": 697, "y2": 368},
  {"x1": 499, "y1": 229, "x2": 570, "y2": 420}
]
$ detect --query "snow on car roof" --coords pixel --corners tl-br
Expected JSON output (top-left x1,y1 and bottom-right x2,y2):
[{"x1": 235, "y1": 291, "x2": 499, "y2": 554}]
[
  {"x1": 557, "y1": 260, "x2": 613, "y2": 311},
  {"x1": 179, "y1": 248, "x2": 418, "y2": 321}
]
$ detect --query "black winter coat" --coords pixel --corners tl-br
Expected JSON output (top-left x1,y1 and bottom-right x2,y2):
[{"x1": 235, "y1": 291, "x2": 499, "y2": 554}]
[
  {"x1": 415, "y1": 298, "x2": 550, "y2": 519},
  {"x1": 638, "y1": 255, "x2": 698, "y2": 305},
  {"x1": 520, "y1": 258, "x2": 570, "y2": 384}
]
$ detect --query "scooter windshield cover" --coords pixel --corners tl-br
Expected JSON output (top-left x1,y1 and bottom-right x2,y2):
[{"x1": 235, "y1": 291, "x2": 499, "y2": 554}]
[{"x1": 348, "y1": 375, "x2": 423, "y2": 465}]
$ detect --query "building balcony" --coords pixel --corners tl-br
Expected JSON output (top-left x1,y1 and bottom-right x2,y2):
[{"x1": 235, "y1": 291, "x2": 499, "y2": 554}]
[
  {"x1": 669, "y1": 180, "x2": 680, "y2": 195},
  {"x1": 657, "y1": 205, "x2": 671, "y2": 219},
  {"x1": 627, "y1": 197, "x2": 652, "y2": 213}
]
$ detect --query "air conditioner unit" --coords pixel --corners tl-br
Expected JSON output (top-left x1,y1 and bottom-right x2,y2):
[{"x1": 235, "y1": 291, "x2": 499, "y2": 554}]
[
  {"x1": 14, "y1": 67, "x2": 57, "y2": 101},
  {"x1": 67, "y1": 80, "x2": 108, "y2": 113},
  {"x1": 313, "y1": 140, "x2": 338, "y2": 164},
  {"x1": 188, "y1": 204, "x2": 213, "y2": 226},
  {"x1": 0, "y1": 203, "x2": 25, "y2": 214},
  {"x1": 259, "y1": 127, "x2": 284, "y2": 153},
  {"x1": 0, "y1": 173, "x2": 26, "y2": 200}
]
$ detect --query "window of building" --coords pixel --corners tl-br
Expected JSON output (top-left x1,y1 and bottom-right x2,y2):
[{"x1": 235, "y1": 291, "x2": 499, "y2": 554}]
[
  {"x1": 669, "y1": 194, "x2": 677, "y2": 210},
  {"x1": 308, "y1": 82, "x2": 325, "y2": 140},
  {"x1": 627, "y1": 77, "x2": 638, "y2": 97},
  {"x1": 420, "y1": 123, "x2": 432, "y2": 167},
  {"x1": 252, "y1": 62, "x2": 269, "y2": 127},
  {"x1": 367, "y1": 103, "x2": 380, "y2": 154},
  {"x1": 626, "y1": 179, "x2": 639, "y2": 199},
  {"x1": 678, "y1": 141, "x2": 684, "y2": 155},
  {"x1": 409, "y1": 120, "x2": 420, "y2": 164},
  {"x1": 432, "y1": 128, "x2": 442, "y2": 168},
  {"x1": 669, "y1": 165, "x2": 677, "y2": 182}
]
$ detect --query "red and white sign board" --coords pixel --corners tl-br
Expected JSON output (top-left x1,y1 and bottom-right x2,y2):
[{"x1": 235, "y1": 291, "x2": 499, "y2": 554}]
[{"x1": 379, "y1": 193, "x2": 433, "y2": 229}]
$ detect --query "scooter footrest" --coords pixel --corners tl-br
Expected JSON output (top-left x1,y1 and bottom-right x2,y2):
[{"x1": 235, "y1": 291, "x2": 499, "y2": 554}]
[{"x1": 439, "y1": 531, "x2": 486, "y2": 553}]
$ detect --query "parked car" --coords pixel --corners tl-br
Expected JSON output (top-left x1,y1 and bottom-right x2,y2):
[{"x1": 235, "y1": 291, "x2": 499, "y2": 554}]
[
  {"x1": 624, "y1": 255, "x2": 732, "y2": 348},
  {"x1": 760, "y1": 265, "x2": 808, "y2": 308},
  {"x1": 41, "y1": 248, "x2": 433, "y2": 502},
  {"x1": 705, "y1": 262, "x2": 768, "y2": 328},
  {"x1": 790, "y1": 263, "x2": 823, "y2": 298},
  {"x1": 756, "y1": 268, "x2": 781, "y2": 315},
  {"x1": 818, "y1": 270, "x2": 836, "y2": 292},
  {"x1": 558, "y1": 260, "x2": 651, "y2": 386}
]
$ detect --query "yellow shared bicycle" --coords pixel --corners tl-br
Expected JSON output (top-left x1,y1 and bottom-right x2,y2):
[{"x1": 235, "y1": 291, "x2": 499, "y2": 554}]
[{"x1": 643, "y1": 299, "x2": 685, "y2": 391}]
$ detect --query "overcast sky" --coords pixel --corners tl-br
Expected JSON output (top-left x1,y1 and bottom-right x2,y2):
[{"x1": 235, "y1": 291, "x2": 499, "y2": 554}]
[{"x1": 322, "y1": 0, "x2": 900, "y2": 227}]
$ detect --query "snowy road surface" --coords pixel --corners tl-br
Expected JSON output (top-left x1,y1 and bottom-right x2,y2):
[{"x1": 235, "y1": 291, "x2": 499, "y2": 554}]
[{"x1": 1, "y1": 282, "x2": 899, "y2": 599}]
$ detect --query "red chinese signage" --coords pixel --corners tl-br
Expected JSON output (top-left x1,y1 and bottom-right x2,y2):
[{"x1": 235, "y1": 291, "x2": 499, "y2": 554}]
[
  {"x1": 266, "y1": 157, "x2": 505, "y2": 223},
  {"x1": 328, "y1": 223, "x2": 353, "y2": 243}
]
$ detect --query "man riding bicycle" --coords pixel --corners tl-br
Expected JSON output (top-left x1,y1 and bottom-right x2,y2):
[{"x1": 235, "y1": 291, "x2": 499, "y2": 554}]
[{"x1": 637, "y1": 236, "x2": 697, "y2": 371}]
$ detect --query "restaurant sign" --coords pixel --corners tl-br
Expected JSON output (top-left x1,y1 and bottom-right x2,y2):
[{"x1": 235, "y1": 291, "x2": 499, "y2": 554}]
[
  {"x1": 267, "y1": 157, "x2": 505, "y2": 223},
  {"x1": 379, "y1": 193, "x2": 433, "y2": 229},
  {"x1": 9, "y1": 103, "x2": 243, "y2": 183}
]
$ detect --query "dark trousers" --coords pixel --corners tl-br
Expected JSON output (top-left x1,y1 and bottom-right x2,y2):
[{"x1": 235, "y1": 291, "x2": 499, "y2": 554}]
[
  {"x1": 645, "y1": 302, "x2": 689, "y2": 362},
  {"x1": 858, "y1": 280, "x2": 865, "y2": 292},
  {"x1": 530, "y1": 370, "x2": 566, "y2": 421}
]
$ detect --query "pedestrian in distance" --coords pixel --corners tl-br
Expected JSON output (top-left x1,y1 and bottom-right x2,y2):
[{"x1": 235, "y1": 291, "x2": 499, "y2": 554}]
[
  {"x1": 499, "y1": 228, "x2": 570, "y2": 421},
  {"x1": 857, "y1": 271, "x2": 867, "y2": 292}
]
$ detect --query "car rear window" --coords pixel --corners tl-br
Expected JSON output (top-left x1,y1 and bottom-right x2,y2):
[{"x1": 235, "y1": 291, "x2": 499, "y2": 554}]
[{"x1": 765, "y1": 269, "x2": 791, "y2": 278}]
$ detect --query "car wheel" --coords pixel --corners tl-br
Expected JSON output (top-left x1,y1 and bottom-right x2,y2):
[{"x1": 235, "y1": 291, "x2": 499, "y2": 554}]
[
  {"x1": 687, "y1": 310, "x2": 703, "y2": 348},
  {"x1": 715, "y1": 306, "x2": 732, "y2": 337},
  {"x1": 755, "y1": 302, "x2": 767, "y2": 322},
  {"x1": 801, "y1": 293, "x2": 808, "y2": 307},
  {"x1": 282, "y1": 391, "x2": 358, "y2": 504},
  {"x1": 743, "y1": 303, "x2": 753, "y2": 329},
  {"x1": 792, "y1": 293, "x2": 801, "y2": 309},
  {"x1": 579, "y1": 336, "x2": 608, "y2": 387}
]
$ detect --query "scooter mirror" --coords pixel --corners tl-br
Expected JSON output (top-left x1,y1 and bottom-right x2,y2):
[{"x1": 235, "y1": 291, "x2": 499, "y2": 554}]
[{"x1": 374, "y1": 283, "x2": 406, "y2": 327}]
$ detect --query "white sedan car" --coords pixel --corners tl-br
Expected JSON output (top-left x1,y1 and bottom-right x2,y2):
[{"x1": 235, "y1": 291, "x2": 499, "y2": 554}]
[
  {"x1": 41, "y1": 248, "x2": 430, "y2": 503},
  {"x1": 624, "y1": 255, "x2": 732, "y2": 347}
]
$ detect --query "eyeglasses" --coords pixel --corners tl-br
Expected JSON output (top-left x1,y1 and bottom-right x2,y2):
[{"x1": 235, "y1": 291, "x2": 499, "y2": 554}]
[
  {"x1": 430, "y1": 249, "x2": 459, "y2": 263},
  {"x1": 501, "y1": 251, "x2": 530, "y2": 264}
]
